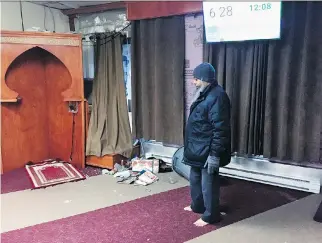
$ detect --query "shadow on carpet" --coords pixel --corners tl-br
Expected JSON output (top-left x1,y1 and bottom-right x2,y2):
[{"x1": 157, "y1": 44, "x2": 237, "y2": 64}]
[
  {"x1": 313, "y1": 198, "x2": 322, "y2": 223},
  {"x1": 1, "y1": 166, "x2": 102, "y2": 194},
  {"x1": 1, "y1": 179, "x2": 309, "y2": 243}
]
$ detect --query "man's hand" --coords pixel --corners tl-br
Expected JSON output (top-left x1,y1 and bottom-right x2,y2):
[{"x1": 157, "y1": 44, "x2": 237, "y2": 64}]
[{"x1": 205, "y1": 156, "x2": 220, "y2": 174}]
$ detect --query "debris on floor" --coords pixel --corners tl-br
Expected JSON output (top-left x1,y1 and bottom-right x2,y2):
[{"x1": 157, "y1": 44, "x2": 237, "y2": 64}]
[
  {"x1": 168, "y1": 176, "x2": 178, "y2": 184},
  {"x1": 101, "y1": 169, "x2": 109, "y2": 175},
  {"x1": 102, "y1": 157, "x2": 173, "y2": 186},
  {"x1": 114, "y1": 170, "x2": 131, "y2": 183},
  {"x1": 135, "y1": 170, "x2": 158, "y2": 186}
]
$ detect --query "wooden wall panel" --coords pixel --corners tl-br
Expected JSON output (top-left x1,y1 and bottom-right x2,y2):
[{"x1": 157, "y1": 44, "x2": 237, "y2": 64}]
[
  {"x1": 1, "y1": 31, "x2": 85, "y2": 173},
  {"x1": 1, "y1": 49, "x2": 49, "y2": 172},
  {"x1": 126, "y1": 1, "x2": 203, "y2": 20},
  {"x1": 45, "y1": 55, "x2": 83, "y2": 166}
]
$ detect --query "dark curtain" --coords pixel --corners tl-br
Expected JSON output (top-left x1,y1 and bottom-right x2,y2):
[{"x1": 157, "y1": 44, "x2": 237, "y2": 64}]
[
  {"x1": 131, "y1": 16, "x2": 185, "y2": 145},
  {"x1": 263, "y1": 1, "x2": 322, "y2": 166},
  {"x1": 204, "y1": 2, "x2": 322, "y2": 167},
  {"x1": 204, "y1": 40, "x2": 267, "y2": 156}
]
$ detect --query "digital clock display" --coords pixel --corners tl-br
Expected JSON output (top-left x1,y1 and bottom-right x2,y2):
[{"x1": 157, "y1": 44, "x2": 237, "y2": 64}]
[
  {"x1": 203, "y1": 2, "x2": 282, "y2": 43},
  {"x1": 249, "y1": 3, "x2": 273, "y2": 11}
]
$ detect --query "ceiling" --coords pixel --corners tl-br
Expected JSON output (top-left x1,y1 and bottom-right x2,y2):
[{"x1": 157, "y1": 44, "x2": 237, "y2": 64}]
[{"x1": 35, "y1": 1, "x2": 113, "y2": 10}]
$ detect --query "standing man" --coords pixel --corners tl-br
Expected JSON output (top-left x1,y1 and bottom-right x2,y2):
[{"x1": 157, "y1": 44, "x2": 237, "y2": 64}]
[{"x1": 184, "y1": 62, "x2": 231, "y2": 227}]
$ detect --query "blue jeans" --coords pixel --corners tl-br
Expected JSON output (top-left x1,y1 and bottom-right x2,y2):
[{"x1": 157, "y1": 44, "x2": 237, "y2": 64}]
[{"x1": 189, "y1": 166, "x2": 221, "y2": 223}]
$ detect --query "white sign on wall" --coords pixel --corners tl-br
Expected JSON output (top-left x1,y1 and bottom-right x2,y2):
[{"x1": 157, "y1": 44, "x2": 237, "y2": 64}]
[{"x1": 203, "y1": 2, "x2": 281, "y2": 42}]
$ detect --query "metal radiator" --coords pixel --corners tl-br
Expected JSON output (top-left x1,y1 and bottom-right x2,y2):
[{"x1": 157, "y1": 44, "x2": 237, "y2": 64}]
[{"x1": 142, "y1": 141, "x2": 322, "y2": 193}]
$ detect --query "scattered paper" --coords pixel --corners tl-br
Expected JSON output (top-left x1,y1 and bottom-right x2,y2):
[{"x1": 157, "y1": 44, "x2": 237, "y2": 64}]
[
  {"x1": 114, "y1": 170, "x2": 131, "y2": 179},
  {"x1": 102, "y1": 169, "x2": 110, "y2": 174},
  {"x1": 136, "y1": 170, "x2": 158, "y2": 185}
]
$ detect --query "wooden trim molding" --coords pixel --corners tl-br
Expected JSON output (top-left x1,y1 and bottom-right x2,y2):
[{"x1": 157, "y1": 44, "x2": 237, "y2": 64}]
[
  {"x1": 0, "y1": 36, "x2": 80, "y2": 46},
  {"x1": 0, "y1": 30, "x2": 81, "y2": 38},
  {"x1": 0, "y1": 99, "x2": 18, "y2": 103},
  {"x1": 0, "y1": 30, "x2": 81, "y2": 46},
  {"x1": 126, "y1": 1, "x2": 203, "y2": 21}
]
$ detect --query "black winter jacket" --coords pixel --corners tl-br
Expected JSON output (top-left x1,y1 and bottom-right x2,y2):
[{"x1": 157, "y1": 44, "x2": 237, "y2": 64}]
[{"x1": 184, "y1": 83, "x2": 231, "y2": 168}]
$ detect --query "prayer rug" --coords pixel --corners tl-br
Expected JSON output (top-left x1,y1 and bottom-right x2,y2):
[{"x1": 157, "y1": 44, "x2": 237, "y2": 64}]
[{"x1": 25, "y1": 160, "x2": 86, "y2": 189}]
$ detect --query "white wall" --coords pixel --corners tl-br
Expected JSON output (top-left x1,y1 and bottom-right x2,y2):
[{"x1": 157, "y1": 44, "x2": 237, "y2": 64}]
[{"x1": 0, "y1": 1, "x2": 69, "y2": 32}]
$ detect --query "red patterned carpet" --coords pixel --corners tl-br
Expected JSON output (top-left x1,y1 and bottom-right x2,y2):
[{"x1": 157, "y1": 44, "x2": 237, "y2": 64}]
[{"x1": 1, "y1": 179, "x2": 309, "y2": 243}]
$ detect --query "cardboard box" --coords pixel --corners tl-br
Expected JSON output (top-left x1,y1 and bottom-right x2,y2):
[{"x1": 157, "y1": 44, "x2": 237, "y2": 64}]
[{"x1": 132, "y1": 159, "x2": 159, "y2": 174}]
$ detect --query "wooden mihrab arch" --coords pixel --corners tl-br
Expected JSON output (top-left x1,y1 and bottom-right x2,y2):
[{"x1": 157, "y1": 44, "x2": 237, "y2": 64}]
[
  {"x1": 4, "y1": 46, "x2": 73, "y2": 101},
  {"x1": 0, "y1": 31, "x2": 84, "y2": 103}
]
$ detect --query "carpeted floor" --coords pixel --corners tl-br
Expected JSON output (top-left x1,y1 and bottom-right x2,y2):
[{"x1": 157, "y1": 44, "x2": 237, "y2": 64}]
[
  {"x1": 1, "y1": 166, "x2": 102, "y2": 194},
  {"x1": 1, "y1": 178, "x2": 309, "y2": 243}
]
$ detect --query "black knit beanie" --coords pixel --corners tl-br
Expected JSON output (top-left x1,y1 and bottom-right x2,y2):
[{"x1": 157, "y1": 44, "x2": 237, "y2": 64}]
[{"x1": 193, "y1": 62, "x2": 216, "y2": 84}]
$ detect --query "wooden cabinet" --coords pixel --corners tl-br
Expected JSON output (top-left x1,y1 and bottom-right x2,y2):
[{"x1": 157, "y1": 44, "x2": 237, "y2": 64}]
[
  {"x1": 86, "y1": 145, "x2": 140, "y2": 170},
  {"x1": 0, "y1": 31, "x2": 85, "y2": 173},
  {"x1": 86, "y1": 154, "x2": 126, "y2": 170}
]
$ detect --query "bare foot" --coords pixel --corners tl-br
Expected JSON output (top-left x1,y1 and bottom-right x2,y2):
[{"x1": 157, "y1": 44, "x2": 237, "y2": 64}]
[
  {"x1": 194, "y1": 218, "x2": 208, "y2": 227},
  {"x1": 184, "y1": 206, "x2": 193, "y2": 212}
]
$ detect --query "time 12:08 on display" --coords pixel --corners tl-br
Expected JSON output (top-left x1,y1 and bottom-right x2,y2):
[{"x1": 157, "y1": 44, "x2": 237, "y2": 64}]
[{"x1": 249, "y1": 3, "x2": 272, "y2": 11}]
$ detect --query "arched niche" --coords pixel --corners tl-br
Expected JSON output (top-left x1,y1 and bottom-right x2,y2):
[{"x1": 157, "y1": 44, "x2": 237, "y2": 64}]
[
  {"x1": 4, "y1": 46, "x2": 73, "y2": 102},
  {"x1": 1, "y1": 45, "x2": 82, "y2": 102}
]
